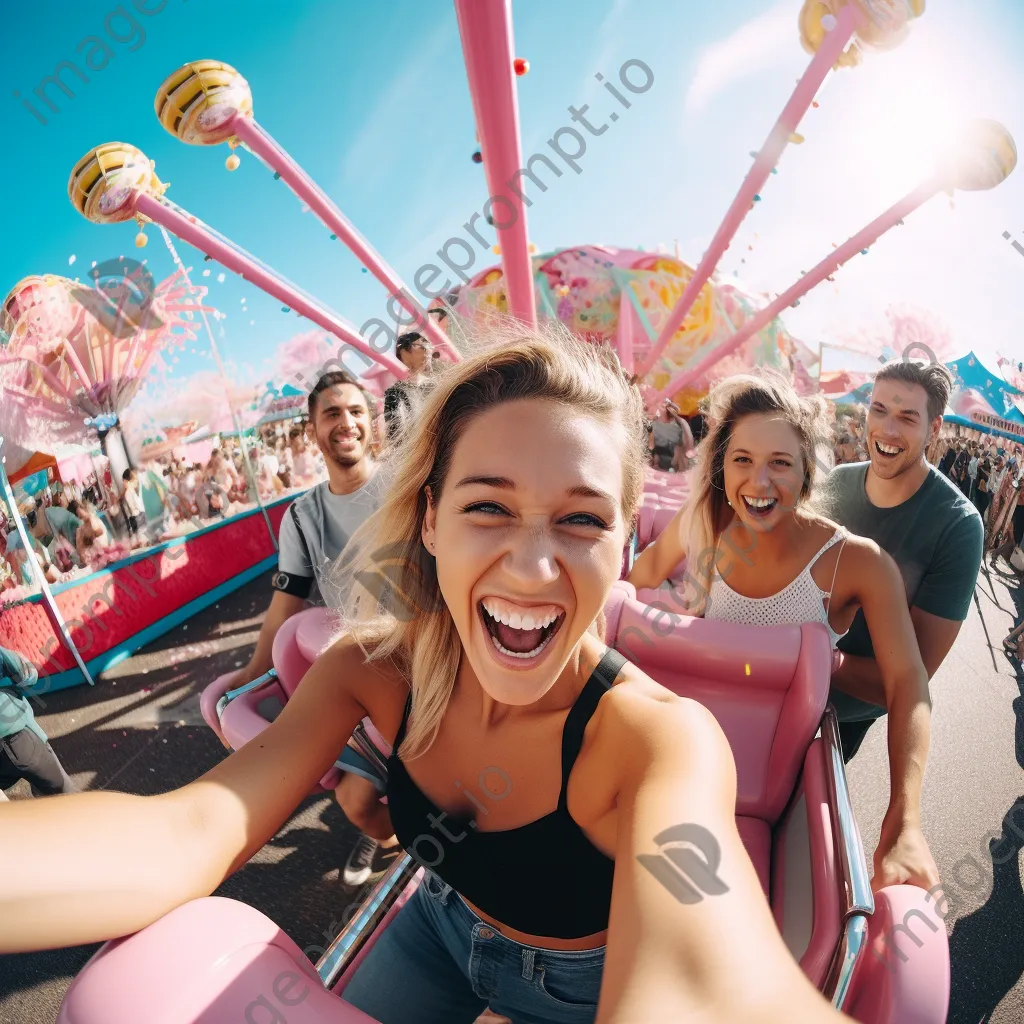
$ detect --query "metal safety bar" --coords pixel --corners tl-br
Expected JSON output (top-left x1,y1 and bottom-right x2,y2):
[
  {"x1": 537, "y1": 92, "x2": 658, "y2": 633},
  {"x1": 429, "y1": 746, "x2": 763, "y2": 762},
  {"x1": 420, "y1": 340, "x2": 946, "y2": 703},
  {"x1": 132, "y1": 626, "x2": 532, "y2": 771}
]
[
  {"x1": 819, "y1": 705, "x2": 874, "y2": 1009},
  {"x1": 821, "y1": 706, "x2": 875, "y2": 919},
  {"x1": 350, "y1": 721, "x2": 390, "y2": 779},
  {"x1": 822, "y1": 913, "x2": 870, "y2": 1007},
  {"x1": 214, "y1": 669, "x2": 279, "y2": 722},
  {"x1": 316, "y1": 852, "x2": 420, "y2": 990}
]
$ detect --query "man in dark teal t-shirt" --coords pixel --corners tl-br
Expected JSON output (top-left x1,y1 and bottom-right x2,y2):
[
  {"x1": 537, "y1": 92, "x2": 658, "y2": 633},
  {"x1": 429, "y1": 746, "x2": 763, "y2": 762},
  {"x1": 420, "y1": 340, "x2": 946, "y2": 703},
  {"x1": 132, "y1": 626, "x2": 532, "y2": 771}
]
[{"x1": 829, "y1": 362, "x2": 983, "y2": 763}]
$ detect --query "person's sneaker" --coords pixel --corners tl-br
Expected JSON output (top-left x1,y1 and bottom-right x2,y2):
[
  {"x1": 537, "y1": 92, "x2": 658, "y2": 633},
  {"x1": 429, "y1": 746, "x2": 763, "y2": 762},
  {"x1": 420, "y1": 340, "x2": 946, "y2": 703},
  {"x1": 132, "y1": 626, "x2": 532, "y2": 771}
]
[{"x1": 343, "y1": 834, "x2": 379, "y2": 888}]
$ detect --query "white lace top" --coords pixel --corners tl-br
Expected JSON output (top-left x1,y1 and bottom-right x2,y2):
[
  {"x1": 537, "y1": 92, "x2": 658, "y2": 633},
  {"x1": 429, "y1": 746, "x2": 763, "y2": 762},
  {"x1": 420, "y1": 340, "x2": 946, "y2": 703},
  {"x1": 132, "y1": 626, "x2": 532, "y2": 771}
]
[{"x1": 705, "y1": 530, "x2": 848, "y2": 649}]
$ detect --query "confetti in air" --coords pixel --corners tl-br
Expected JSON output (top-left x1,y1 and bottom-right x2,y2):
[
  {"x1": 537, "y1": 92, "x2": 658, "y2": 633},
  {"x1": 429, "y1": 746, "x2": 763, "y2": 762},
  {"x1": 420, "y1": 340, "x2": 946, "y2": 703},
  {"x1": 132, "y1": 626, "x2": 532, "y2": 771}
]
[
  {"x1": 216, "y1": 273, "x2": 226, "y2": 283},
  {"x1": 202, "y1": 269, "x2": 210, "y2": 276},
  {"x1": 68, "y1": 255, "x2": 76, "y2": 265}
]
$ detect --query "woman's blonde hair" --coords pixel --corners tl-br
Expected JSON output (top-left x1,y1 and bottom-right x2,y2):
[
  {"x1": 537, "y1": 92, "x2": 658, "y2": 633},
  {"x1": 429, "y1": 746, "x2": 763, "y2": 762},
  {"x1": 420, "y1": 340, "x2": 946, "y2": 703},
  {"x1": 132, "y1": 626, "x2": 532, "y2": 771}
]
[
  {"x1": 328, "y1": 319, "x2": 647, "y2": 759},
  {"x1": 677, "y1": 369, "x2": 832, "y2": 615}
]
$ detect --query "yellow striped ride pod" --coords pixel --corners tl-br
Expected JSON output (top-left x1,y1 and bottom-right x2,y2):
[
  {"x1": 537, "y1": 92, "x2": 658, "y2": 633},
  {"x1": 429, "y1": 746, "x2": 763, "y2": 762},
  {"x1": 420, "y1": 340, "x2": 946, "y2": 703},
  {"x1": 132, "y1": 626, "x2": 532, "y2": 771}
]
[
  {"x1": 68, "y1": 143, "x2": 163, "y2": 224},
  {"x1": 155, "y1": 60, "x2": 253, "y2": 145}
]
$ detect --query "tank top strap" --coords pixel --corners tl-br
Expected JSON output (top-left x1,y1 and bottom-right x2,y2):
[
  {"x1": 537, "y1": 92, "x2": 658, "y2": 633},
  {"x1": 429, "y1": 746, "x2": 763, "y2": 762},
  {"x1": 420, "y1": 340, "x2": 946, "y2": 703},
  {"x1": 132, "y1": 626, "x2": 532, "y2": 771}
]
[
  {"x1": 557, "y1": 648, "x2": 626, "y2": 812},
  {"x1": 807, "y1": 526, "x2": 845, "y2": 569},
  {"x1": 392, "y1": 692, "x2": 413, "y2": 750}
]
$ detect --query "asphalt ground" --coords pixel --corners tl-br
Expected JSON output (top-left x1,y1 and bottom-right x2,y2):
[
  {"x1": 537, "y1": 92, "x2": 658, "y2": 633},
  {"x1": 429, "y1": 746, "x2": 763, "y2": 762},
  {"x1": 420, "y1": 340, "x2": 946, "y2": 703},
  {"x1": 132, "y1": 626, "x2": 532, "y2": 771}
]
[{"x1": 1, "y1": 562, "x2": 1022, "y2": 1024}]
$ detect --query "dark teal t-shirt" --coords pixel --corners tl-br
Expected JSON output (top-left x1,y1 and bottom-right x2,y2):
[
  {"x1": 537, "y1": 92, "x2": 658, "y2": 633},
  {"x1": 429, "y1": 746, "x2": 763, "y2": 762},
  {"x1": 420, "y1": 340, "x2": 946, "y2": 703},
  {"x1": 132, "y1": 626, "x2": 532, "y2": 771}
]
[{"x1": 826, "y1": 462, "x2": 983, "y2": 722}]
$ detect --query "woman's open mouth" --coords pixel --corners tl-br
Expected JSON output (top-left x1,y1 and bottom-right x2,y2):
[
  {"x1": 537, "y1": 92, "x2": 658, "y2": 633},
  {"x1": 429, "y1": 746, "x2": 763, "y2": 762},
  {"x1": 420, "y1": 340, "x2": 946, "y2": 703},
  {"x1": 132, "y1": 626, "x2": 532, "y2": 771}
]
[
  {"x1": 874, "y1": 440, "x2": 904, "y2": 460},
  {"x1": 479, "y1": 598, "x2": 565, "y2": 663},
  {"x1": 741, "y1": 495, "x2": 777, "y2": 518}
]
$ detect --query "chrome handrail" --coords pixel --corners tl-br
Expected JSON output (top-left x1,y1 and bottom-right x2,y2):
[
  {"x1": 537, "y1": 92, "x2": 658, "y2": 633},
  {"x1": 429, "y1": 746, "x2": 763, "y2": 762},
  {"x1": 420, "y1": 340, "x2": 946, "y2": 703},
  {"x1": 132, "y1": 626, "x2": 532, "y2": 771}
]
[
  {"x1": 316, "y1": 853, "x2": 420, "y2": 990},
  {"x1": 350, "y1": 721, "x2": 390, "y2": 779},
  {"x1": 214, "y1": 669, "x2": 279, "y2": 722},
  {"x1": 821, "y1": 706, "x2": 875, "y2": 919},
  {"x1": 822, "y1": 913, "x2": 869, "y2": 1007}
]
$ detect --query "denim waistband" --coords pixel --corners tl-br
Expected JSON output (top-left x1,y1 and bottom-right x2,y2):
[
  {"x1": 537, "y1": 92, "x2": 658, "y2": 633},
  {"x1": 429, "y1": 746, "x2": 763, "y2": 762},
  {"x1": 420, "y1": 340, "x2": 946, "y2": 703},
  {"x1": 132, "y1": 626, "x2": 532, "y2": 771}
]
[{"x1": 422, "y1": 872, "x2": 607, "y2": 964}]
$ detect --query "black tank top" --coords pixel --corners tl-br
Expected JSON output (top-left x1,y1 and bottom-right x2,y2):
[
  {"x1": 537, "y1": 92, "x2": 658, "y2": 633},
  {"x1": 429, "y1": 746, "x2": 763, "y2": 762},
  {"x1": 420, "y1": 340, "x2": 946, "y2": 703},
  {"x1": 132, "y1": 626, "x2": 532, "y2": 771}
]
[{"x1": 385, "y1": 648, "x2": 626, "y2": 939}]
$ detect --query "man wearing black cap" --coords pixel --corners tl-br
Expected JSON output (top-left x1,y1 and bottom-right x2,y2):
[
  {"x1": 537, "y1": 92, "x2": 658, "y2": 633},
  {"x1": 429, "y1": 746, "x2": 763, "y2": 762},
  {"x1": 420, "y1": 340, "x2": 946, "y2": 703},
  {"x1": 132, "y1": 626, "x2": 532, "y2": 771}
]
[{"x1": 383, "y1": 332, "x2": 434, "y2": 444}]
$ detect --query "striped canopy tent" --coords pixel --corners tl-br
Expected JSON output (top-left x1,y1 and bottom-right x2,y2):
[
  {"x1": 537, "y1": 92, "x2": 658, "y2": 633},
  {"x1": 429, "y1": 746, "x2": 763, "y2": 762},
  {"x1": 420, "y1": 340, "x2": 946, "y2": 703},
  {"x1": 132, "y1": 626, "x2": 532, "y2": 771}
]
[
  {"x1": 942, "y1": 411, "x2": 1024, "y2": 445},
  {"x1": 946, "y1": 351, "x2": 1024, "y2": 420},
  {"x1": 257, "y1": 382, "x2": 307, "y2": 426}
]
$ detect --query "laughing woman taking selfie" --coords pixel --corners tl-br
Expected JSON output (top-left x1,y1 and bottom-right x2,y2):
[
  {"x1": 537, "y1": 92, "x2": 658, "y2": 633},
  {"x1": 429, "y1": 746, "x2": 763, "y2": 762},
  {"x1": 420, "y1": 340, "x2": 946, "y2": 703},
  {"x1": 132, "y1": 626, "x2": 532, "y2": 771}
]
[
  {"x1": 0, "y1": 328, "x2": 845, "y2": 1024},
  {"x1": 628, "y1": 370, "x2": 939, "y2": 900}
]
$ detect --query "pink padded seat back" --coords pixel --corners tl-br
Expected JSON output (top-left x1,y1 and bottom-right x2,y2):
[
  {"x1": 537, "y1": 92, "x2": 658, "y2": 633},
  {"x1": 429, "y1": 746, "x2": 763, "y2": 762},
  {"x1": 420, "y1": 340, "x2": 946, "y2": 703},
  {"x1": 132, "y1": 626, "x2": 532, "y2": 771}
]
[
  {"x1": 652, "y1": 505, "x2": 678, "y2": 538},
  {"x1": 603, "y1": 580, "x2": 634, "y2": 643},
  {"x1": 635, "y1": 504, "x2": 681, "y2": 551},
  {"x1": 609, "y1": 597, "x2": 830, "y2": 823},
  {"x1": 636, "y1": 504, "x2": 658, "y2": 549},
  {"x1": 271, "y1": 612, "x2": 314, "y2": 697},
  {"x1": 735, "y1": 816, "x2": 771, "y2": 896},
  {"x1": 296, "y1": 606, "x2": 337, "y2": 662}
]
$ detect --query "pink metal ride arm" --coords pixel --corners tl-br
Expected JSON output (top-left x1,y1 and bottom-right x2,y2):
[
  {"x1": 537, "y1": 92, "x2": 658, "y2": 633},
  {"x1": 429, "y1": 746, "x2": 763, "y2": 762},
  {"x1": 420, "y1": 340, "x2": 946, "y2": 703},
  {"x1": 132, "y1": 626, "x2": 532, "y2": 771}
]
[
  {"x1": 454, "y1": 0, "x2": 537, "y2": 326},
  {"x1": 635, "y1": 2, "x2": 862, "y2": 381},
  {"x1": 230, "y1": 117, "x2": 460, "y2": 363},
  {"x1": 652, "y1": 178, "x2": 942, "y2": 403},
  {"x1": 134, "y1": 193, "x2": 408, "y2": 377},
  {"x1": 616, "y1": 293, "x2": 639, "y2": 374}
]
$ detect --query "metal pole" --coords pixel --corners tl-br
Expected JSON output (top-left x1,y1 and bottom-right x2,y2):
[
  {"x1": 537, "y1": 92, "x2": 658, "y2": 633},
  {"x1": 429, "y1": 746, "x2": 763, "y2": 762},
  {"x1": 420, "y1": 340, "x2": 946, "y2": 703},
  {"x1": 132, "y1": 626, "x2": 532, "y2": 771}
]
[
  {"x1": 156, "y1": 226, "x2": 277, "y2": 551},
  {"x1": 0, "y1": 458, "x2": 95, "y2": 686}
]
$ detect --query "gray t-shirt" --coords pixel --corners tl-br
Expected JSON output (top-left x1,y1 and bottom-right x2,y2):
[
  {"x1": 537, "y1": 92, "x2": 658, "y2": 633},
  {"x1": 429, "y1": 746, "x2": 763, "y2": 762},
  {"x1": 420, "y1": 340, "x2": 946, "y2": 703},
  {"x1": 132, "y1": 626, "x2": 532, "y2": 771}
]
[
  {"x1": 273, "y1": 471, "x2": 386, "y2": 602},
  {"x1": 651, "y1": 419, "x2": 683, "y2": 454},
  {"x1": 826, "y1": 461, "x2": 983, "y2": 721}
]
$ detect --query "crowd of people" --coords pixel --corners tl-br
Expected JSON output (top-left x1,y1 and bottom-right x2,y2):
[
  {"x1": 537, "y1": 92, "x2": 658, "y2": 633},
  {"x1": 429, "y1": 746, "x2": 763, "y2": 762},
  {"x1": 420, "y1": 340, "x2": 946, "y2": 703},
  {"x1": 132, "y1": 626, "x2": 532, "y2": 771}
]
[
  {"x1": 934, "y1": 431, "x2": 1024, "y2": 656},
  {"x1": 3, "y1": 320, "x2": 1021, "y2": 1023},
  {"x1": 0, "y1": 423, "x2": 331, "y2": 602},
  {"x1": 936, "y1": 433, "x2": 1023, "y2": 550}
]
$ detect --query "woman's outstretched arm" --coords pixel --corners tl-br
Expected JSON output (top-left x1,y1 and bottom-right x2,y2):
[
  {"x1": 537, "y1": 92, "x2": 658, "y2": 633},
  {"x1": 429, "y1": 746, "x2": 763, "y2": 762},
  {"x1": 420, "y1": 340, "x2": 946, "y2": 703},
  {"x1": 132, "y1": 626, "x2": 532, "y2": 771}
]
[
  {"x1": 843, "y1": 540, "x2": 939, "y2": 893},
  {"x1": 597, "y1": 685, "x2": 845, "y2": 1024},
  {"x1": 0, "y1": 638, "x2": 373, "y2": 953},
  {"x1": 625, "y1": 505, "x2": 686, "y2": 592}
]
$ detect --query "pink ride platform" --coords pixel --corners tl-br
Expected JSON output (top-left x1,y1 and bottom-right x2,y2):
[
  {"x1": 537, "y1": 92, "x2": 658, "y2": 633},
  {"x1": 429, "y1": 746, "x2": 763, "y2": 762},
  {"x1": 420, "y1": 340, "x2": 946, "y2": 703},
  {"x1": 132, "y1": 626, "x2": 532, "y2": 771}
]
[{"x1": 61, "y1": 578, "x2": 949, "y2": 1023}]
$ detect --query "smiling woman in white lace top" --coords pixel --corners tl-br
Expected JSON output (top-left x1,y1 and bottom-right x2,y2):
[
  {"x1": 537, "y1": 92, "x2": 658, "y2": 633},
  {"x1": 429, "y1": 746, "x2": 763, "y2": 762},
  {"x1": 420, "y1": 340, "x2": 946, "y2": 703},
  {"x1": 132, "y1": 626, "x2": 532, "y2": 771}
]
[{"x1": 628, "y1": 368, "x2": 940, "y2": 895}]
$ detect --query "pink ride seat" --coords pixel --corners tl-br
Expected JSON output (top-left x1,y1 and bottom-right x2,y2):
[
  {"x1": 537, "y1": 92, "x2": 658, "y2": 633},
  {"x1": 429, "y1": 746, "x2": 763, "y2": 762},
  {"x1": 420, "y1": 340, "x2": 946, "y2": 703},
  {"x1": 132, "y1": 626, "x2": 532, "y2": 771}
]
[
  {"x1": 606, "y1": 584, "x2": 949, "y2": 1019},
  {"x1": 606, "y1": 583, "x2": 829, "y2": 902},
  {"x1": 212, "y1": 607, "x2": 345, "y2": 792},
  {"x1": 608, "y1": 589, "x2": 829, "y2": 823},
  {"x1": 56, "y1": 897, "x2": 377, "y2": 1024},
  {"x1": 199, "y1": 671, "x2": 240, "y2": 746},
  {"x1": 273, "y1": 610, "x2": 316, "y2": 697}
]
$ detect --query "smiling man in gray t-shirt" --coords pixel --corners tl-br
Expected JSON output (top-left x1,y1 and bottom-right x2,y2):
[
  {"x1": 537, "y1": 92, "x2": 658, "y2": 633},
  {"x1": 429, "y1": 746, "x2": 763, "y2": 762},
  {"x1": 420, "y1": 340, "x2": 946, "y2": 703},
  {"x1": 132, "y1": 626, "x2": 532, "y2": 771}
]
[
  {"x1": 236, "y1": 372, "x2": 383, "y2": 685},
  {"x1": 274, "y1": 469, "x2": 386, "y2": 605},
  {"x1": 232, "y1": 369, "x2": 397, "y2": 887}
]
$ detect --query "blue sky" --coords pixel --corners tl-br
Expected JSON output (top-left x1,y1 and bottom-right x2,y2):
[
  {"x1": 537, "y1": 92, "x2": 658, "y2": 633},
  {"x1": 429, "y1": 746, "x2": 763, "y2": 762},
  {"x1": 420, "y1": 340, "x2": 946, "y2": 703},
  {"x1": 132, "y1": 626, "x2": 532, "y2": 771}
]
[{"x1": 3, "y1": 0, "x2": 1023, "y2": 397}]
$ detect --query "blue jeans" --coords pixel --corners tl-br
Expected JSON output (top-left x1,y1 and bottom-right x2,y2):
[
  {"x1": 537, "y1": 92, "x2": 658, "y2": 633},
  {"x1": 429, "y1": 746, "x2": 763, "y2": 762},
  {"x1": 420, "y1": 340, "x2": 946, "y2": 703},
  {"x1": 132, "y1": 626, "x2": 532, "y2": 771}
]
[{"x1": 342, "y1": 872, "x2": 605, "y2": 1023}]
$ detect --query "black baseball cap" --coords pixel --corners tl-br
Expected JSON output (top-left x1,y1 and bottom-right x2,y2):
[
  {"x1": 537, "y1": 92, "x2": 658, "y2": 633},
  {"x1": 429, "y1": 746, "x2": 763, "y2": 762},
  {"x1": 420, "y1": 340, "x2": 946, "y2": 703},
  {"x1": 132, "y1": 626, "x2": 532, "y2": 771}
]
[{"x1": 396, "y1": 332, "x2": 424, "y2": 354}]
